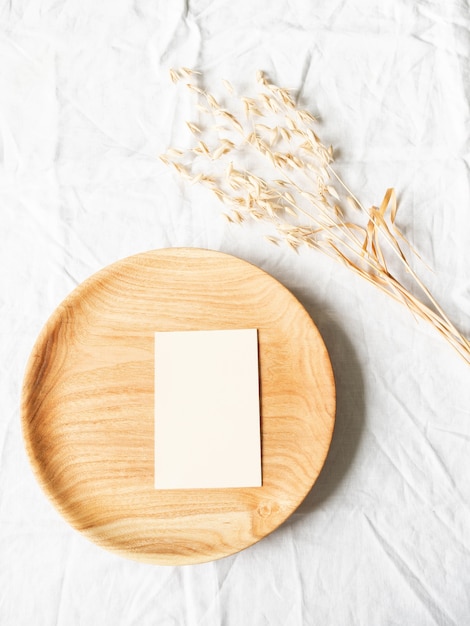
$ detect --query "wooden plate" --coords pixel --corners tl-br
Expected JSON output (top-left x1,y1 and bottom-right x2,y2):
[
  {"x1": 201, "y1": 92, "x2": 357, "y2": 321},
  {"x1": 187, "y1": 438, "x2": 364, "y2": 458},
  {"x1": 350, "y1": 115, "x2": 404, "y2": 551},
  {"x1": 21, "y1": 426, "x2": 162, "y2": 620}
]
[{"x1": 21, "y1": 248, "x2": 335, "y2": 565}]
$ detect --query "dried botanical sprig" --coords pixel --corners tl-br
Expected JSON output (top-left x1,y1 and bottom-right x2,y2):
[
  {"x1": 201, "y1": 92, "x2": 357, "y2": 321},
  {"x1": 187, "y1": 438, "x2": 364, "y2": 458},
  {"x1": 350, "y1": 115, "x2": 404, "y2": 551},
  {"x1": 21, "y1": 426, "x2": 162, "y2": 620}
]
[{"x1": 161, "y1": 68, "x2": 470, "y2": 365}]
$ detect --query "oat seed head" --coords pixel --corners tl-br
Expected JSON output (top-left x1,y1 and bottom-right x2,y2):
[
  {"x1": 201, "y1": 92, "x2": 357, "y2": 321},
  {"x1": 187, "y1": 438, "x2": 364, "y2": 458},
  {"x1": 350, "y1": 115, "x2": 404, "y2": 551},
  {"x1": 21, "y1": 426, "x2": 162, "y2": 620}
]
[{"x1": 161, "y1": 69, "x2": 470, "y2": 365}]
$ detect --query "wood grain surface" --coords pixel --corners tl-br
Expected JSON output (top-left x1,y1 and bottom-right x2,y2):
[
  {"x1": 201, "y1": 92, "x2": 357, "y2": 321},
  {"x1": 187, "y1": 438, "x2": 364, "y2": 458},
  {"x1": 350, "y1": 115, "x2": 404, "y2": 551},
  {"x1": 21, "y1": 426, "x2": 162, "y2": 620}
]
[{"x1": 21, "y1": 248, "x2": 335, "y2": 565}]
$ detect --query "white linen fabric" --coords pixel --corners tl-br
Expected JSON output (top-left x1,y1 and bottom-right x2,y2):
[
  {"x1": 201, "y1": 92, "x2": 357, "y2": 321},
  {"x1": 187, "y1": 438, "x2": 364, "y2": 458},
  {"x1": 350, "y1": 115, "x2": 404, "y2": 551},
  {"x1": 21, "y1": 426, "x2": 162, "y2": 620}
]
[{"x1": 1, "y1": 0, "x2": 470, "y2": 624}]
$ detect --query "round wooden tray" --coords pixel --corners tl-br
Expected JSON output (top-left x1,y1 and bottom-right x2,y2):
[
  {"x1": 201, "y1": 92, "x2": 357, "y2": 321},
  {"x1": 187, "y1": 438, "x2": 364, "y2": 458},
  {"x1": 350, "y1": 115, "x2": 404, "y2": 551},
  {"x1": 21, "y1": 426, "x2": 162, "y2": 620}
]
[{"x1": 21, "y1": 248, "x2": 335, "y2": 565}]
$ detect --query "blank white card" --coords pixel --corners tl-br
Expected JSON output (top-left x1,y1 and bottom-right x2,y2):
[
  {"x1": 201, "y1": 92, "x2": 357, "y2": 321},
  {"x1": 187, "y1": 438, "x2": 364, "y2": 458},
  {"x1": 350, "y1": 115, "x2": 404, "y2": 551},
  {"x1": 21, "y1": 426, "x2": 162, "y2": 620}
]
[{"x1": 154, "y1": 329, "x2": 262, "y2": 489}]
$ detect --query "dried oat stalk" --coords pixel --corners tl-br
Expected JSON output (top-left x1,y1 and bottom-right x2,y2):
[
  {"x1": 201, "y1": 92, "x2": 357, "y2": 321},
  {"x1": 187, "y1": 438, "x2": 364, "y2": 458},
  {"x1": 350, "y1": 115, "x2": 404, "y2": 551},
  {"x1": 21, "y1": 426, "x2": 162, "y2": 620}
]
[{"x1": 161, "y1": 68, "x2": 470, "y2": 365}]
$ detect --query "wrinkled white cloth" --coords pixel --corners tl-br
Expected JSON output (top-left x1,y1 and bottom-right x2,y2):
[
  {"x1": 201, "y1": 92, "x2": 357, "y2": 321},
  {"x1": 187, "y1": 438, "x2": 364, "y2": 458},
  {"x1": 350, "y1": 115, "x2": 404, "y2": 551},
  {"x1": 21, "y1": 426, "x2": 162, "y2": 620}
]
[{"x1": 2, "y1": 0, "x2": 470, "y2": 624}]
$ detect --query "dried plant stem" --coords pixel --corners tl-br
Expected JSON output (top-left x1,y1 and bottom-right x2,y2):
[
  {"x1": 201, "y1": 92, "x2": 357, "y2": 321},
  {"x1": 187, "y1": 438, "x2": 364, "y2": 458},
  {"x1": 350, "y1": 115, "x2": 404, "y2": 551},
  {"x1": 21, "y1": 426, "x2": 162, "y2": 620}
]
[
  {"x1": 162, "y1": 68, "x2": 470, "y2": 366},
  {"x1": 328, "y1": 164, "x2": 470, "y2": 356}
]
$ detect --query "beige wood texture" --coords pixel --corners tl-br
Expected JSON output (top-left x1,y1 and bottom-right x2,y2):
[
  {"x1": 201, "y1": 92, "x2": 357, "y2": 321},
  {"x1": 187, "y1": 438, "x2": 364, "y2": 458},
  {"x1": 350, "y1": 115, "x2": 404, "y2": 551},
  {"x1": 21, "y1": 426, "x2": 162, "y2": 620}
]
[{"x1": 21, "y1": 248, "x2": 335, "y2": 565}]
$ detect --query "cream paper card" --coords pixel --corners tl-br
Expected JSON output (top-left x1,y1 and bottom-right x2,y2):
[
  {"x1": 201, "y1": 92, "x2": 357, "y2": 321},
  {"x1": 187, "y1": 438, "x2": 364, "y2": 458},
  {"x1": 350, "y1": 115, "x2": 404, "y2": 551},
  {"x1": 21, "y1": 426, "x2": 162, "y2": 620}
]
[{"x1": 154, "y1": 328, "x2": 262, "y2": 489}]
